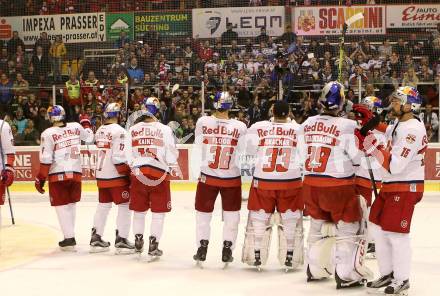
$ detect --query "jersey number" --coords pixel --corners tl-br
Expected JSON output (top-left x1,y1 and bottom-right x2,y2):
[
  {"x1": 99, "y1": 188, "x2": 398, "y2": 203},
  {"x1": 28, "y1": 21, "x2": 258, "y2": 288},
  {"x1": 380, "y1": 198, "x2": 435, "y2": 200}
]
[
  {"x1": 262, "y1": 148, "x2": 291, "y2": 173},
  {"x1": 208, "y1": 146, "x2": 234, "y2": 170},
  {"x1": 305, "y1": 146, "x2": 331, "y2": 173}
]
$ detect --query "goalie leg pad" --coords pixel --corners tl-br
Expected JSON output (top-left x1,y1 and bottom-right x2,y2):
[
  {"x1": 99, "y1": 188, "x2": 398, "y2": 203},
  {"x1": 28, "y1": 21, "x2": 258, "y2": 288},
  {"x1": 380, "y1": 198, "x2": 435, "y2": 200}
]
[
  {"x1": 242, "y1": 210, "x2": 272, "y2": 266},
  {"x1": 335, "y1": 221, "x2": 373, "y2": 282},
  {"x1": 306, "y1": 219, "x2": 336, "y2": 279},
  {"x1": 278, "y1": 210, "x2": 304, "y2": 268}
]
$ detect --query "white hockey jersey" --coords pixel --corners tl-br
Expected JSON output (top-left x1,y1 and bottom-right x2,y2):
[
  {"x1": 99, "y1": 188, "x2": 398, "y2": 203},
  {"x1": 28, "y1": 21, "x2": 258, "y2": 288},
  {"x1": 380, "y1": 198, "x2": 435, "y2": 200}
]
[
  {"x1": 39, "y1": 122, "x2": 94, "y2": 182},
  {"x1": 94, "y1": 123, "x2": 128, "y2": 188},
  {"x1": 0, "y1": 120, "x2": 15, "y2": 170},
  {"x1": 195, "y1": 116, "x2": 247, "y2": 187},
  {"x1": 247, "y1": 120, "x2": 302, "y2": 190},
  {"x1": 380, "y1": 118, "x2": 427, "y2": 192},
  {"x1": 126, "y1": 121, "x2": 178, "y2": 179},
  {"x1": 298, "y1": 115, "x2": 360, "y2": 187}
]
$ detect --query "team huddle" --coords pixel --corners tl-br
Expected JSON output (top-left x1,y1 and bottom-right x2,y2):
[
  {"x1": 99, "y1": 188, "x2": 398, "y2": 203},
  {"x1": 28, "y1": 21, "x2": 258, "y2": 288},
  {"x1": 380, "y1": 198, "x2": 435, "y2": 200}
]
[{"x1": 0, "y1": 81, "x2": 426, "y2": 295}]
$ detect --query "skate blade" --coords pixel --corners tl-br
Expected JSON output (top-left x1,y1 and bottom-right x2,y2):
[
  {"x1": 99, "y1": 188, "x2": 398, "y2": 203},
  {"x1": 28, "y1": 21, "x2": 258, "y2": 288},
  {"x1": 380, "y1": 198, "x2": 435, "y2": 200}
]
[
  {"x1": 59, "y1": 246, "x2": 76, "y2": 252},
  {"x1": 115, "y1": 248, "x2": 135, "y2": 255},
  {"x1": 367, "y1": 288, "x2": 408, "y2": 296},
  {"x1": 222, "y1": 262, "x2": 230, "y2": 269},
  {"x1": 89, "y1": 246, "x2": 110, "y2": 253},
  {"x1": 144, "y1": 255, "x2": 161, "y2": 263},
  {"x1": 195, "y1": 261, "x2": 204, "y2": 269},
  {"x1": 366, "y1": 253, "x2": 377, "y2": 260},
  {"x1": 256, "y1": 266, "x2": 262, "y2": 272}
]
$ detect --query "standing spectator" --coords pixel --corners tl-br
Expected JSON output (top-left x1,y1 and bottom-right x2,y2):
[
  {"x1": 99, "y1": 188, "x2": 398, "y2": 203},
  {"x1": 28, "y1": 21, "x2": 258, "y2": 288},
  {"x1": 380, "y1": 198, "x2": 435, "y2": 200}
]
[
  {"x1": 378, "y1": 38, "x2": 392, "y2": 60},
  {"x1": 393, "y1": 38, "x2": 409, "y2": 59},
  {"x1": 419, "y1": 104, "x2": 439, "y2": 142},
  {"x1": 255, "y1": 27, "x2": 269, "y2": 44},
  {"x1": 0, "y1": 73, "x2": 13, "y2": 112},
  {"x1": 115, "y1": 31, "x2": 131, "y2": 49},
  {"x1": 276, "y1": 24, "x2": 297, "y2": 45},
  {"x1": 221, "y1": 23, "x2": 238, "y2": 45},
  {"x1": 402, "y1": 68, "x2": 419, "y2": 88},
  {"x1": 127, "y1": 57, "x2": 144, "y2": 85},
  {"x1": 159, "y1": 100, "x2": 172, "y2": 125},
  {"x1": 49, "y1": 36, "x2": 66, "y2": 83},
  {"x1": 198, "y1": 40, "x2": 213, "y2": 63},
  {"x1": 31, "y1": 45, "x2": 51, "y2": 78},
  {"x1": 64, "y1": 73, "x2": 81, "y2": 121},
  {"x1": 13, "y1": 45, "x2": 27, "y2": 72},
  {"x1": 22, "y1": 119, "x2": 40, "y2": 145},
  {"x1": 7, "y1": 31, "x2": 25, "y2": 55},
  {"x1": 24, "y1": 64, "x2": 39, "y2": 86},
  {"x1": 13, "y1": 72, "x2": 29, "y2": 96},
  {"x1": 34, "y1": 32, "x2": 51, "y2": 56}
]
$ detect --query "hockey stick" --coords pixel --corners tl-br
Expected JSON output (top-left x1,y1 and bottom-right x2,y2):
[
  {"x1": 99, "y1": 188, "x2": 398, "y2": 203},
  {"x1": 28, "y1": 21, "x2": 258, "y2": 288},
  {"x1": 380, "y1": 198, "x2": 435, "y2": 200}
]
[{"x1": 0, "y1": 118, "x2": 15, "y2": 225}]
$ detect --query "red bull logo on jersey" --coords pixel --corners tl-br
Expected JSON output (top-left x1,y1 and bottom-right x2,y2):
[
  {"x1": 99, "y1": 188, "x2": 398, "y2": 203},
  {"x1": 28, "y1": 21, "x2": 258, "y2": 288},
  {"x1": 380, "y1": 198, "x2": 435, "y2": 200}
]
[
  {"x1": 303, "y1": 121, "x2": 340, "y2": 137},
  {"x1": 202, "y1": 125, "x2": 240, "y2": 138},
  {"x1": 131, "y1": 127, "x2": 163, "y2": 138},
  {"x1": 257, "y1": 127, "x2": 296, "y2": 138},
  {"x1": 52, "y1": 128, "x2": 81, "y2": 142}
]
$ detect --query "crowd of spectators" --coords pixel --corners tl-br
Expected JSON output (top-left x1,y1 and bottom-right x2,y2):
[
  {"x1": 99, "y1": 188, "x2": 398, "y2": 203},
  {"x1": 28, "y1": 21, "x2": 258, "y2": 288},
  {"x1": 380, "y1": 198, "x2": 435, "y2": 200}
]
[{"x1": 1, "y1": 8, "x2": 440, "y2": 144}]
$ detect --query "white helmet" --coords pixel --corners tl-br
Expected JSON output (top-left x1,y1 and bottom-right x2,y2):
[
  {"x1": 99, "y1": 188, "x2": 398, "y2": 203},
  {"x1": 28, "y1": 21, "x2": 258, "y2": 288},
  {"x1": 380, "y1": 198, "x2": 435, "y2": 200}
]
[
  {"x1": 47, "y1": 105, "x2": 65, "y2": 122},
  {"x1": 319, "y1": 81, "x2": 345, "y2": 110},
  {"x1": 103, "y1": 102, "x2": 121, "y2": 119},
  {"x1": 213, "y1": 91, "x2": 233, "y2": 110},
  {"x1": 143, "y1": 97, "x2": 160, "y2": 116},
  {"x1": 362, "y1": 96, "x2": 383, "y2": 113}
]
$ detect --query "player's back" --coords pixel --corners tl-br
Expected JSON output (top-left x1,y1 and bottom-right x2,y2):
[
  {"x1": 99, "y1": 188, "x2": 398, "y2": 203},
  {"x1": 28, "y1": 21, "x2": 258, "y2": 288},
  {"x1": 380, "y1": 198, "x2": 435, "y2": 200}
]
[
  {"x1": 95, "y1": 123, "x2": 128, "y2": 187},
  {"x1": 299, "y1": 115, "x2": 359, "y2": 186},
  {"x1": 127, "y1": 121, "x2": 177, "y2": 178},
  {"x1": 247, "y1": 120, "x2": 301, "y2": 189},
  {"x1": 381, "y1": 118, "x2": 427, "y2": 191},
  {"x1": 195, "y1": 115, "x2": 247, "y2": 187},
  {"x1": 40, "y1": 122, "x2": 86, "y2": 182}
]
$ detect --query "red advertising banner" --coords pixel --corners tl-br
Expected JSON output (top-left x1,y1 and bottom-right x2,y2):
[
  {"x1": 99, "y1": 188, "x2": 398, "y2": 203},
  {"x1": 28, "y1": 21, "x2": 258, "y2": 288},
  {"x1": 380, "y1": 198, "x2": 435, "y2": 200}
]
[
  {"x1": 13, "y1": 148, "x2": 189, "y2": 182},
  {"x1": 293, "y1": 5, "x2": 386, "y2": 36}
]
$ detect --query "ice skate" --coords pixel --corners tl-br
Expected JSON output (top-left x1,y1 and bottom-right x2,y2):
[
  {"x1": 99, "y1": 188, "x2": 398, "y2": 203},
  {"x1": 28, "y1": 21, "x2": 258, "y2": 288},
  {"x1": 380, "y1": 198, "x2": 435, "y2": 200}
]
[
  {"x1": 284, "y1": 250, "x2": 294, "y2": 272},
  {"x1": 254, "y1": 250, "x2": 262, "y2": 272},
  {"x1": 59, "y1": 238, "x2": 76, "y2": 252},
  {"x1": 367, "y1": 272, "x2": 394, "y2": 294},
  {"x1": 366, "y1": 242, "x2": 376, "y2": 259},
  {"x1": 146, "y1": 236, "x2": 163, "y2": 262},
  {"x1": 89, "y1": 228, "x2": 110, "y2": 253},
  {"x1": 335, "y1": 271, "x2": 366, "y2": 289},
  {"x1": 114, "y1": 230, "x2": 135, "y2": 255},
  {"x1": 134, "y1": 234, "x2": 144, "y2": 254},
  {"x1": 383, "y1": 280, "x2": 409, "y2": 295},
  {"x1": 193, "y1": 240, "x2": 209, "y2": 268},
  {"x1": 222, "y1": 240, "x2": 233, "y2": 268}
]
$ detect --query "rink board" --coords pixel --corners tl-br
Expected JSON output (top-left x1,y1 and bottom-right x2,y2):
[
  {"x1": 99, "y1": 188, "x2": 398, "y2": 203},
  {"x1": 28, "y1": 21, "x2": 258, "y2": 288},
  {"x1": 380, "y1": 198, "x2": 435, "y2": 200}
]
[{"x1": 10, "y1": 144, "x2": 440, "y2": 191}]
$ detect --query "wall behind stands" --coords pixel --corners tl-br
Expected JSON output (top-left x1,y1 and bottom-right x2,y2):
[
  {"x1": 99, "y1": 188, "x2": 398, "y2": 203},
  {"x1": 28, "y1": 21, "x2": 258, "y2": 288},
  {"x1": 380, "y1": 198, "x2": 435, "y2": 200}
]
[{"x1": 1, "y1": 5, "x2": 439, "y2": 44}]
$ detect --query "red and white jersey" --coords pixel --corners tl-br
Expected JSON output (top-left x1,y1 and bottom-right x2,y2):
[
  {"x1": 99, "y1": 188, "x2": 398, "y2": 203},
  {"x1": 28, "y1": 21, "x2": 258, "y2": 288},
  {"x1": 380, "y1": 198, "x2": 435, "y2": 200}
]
[
  {"x1": 0, "y1": 120, "x2": 15, "y2": 169},
  {"x1": 195, "y1": 115, "x2": 247, "y2": 187},
  {"x1": 94, "y1": 123, "x2": 128, "y2": 188},
  {"x1": 355, "y1": 129, "x2": 385, "y2": 188},
  {"x1": 381, "y1": 118, "x2": 427, "y2": 192},
  {"x1": 126, "y1": 121, "x2": 178, "y2": 179},
  {"x1": 298, "y1": 115, "x2": 360, "y2": 187},
  {"x1": 247, "y1": 120, "x2": 301, "y2": 190},
  {"x1": 40, "y1": 122, "x2": 94, "y2": 182}
]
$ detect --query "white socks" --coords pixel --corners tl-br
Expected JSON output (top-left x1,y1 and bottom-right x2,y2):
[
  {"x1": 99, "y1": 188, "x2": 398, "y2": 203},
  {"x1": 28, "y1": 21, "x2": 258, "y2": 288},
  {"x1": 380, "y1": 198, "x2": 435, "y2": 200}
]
[
  {"x1": 150, "y1": 213, "x2": 165, "y2": 240},
  {"x1": 196, "y1": 211, "x2": 213, "y2": 247},
  {"x1": 133, "y1": 211, "x2": 147, "y2": 236},
  {"x1": 93, "y1": 202, "x2": 112, "y2": 236},
  {"x1": 55, "y1": 203, "x2": 76, "y2": 239},
  {"x1": 116, "y1": 203, "x2": 131, "y2": 239}
]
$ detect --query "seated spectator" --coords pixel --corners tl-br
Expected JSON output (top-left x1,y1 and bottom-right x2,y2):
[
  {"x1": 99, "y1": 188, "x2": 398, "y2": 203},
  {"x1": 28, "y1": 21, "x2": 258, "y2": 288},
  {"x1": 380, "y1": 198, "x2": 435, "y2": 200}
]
[
  {"x1": 393, "y1": 38, "x2": 409, "y2": 59},
  {"x1": 419, "y1": 104, "x2": 439, "y2": 142},
  {"x1": 349, "y1": 65, "x2": 368, "y2": 86},
  {"x1": 11, "y1": 124, "x2": 24, "y2": 146},
  {"x1": 378, "y1": 38, "x2": 392, "y2": 60},
  {"x1": 13, "y1": 72, "x2": 29, "y2": 95},
  {"x1": 402, "y1": 67, "x2": 419, "y2": 88},
  {"x1": 22, "y1": 119, "x2": 40, "y2": 145},
  {"x1": 127, "y1": 57, "x2": 144, "y2": 84},
  {"x1": 13, "y1": 108, "x2": 28, "y2": 134}
]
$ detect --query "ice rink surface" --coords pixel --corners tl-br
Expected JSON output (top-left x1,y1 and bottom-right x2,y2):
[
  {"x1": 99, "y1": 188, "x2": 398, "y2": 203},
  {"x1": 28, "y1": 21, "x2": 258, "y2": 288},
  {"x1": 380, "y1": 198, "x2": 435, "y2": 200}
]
[{"x1": 0, "y1": 191, "x2": 439, "y2": 296}]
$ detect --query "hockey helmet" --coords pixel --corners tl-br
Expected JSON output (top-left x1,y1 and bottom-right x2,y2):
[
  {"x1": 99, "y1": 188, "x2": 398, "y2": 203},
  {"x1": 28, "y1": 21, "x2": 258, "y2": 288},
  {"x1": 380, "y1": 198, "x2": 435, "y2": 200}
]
[
  {"x1": 362, "y1": 96, "x2": 383, "y2": 113},
  {"x1": 392, "y1": 86, "x2": 422, "y2": 113},
  {"x1": 143, "y1": 97, "x2": 160, "y2": 116},
  {"x1": 319, "y1": 81, "x2": 345, "y2": 110},
  {"x1": 103, "y1": 102, "x2": 121, "y2": 119},
  {"x1": 47, "y1": 105, "x2": 66, "y2": 122},
  {"x1": 213, "y1": 91, "x2": 233, "y2": 111}
]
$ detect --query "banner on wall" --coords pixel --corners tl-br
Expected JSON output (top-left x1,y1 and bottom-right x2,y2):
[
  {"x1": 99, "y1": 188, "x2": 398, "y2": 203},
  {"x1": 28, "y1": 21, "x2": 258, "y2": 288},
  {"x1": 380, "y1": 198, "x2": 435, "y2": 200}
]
[
  {"x1": 292, "y1": 5, "x2": 385, "y2": 36},
  {"x1": 387, "y1": 5, "x2": 440, "y2": 28},
  {"x1": 106, "y1": 13, "x2": 134, "y2": 42},
  {"x1": 192, "y1": 6, "x2": 285, "y2": 38},
  {"x1": 134, "y1": 11, "x2": 191, "y2": 38},
  {"x1": 0, "y1": 12, "x2": 106, "y2": 44}
]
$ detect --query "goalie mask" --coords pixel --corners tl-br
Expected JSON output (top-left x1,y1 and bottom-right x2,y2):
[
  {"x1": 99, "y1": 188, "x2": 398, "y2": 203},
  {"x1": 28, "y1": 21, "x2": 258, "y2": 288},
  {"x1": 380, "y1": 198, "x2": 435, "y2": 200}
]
[
  {"x1": 319, "y1": 81, "x2": 345, "y2": 111},
  {"x1": 47, "y1": 105, "x2": 66, "y2": 123},
  {"x1": 392, "y1": 86, "x2": 422, "y2": 114},
  {"x1": 143, "y1": 96, "x2": 160, "y2": 116}
]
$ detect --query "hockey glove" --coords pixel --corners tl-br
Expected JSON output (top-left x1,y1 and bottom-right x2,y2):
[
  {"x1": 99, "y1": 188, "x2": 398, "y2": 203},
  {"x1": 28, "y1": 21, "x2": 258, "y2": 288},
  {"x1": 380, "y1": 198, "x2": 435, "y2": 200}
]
[
  {"x1": 355, "y1": 129, "x2": 391, "y2": 171},
  {"x1": 79, "y1": 114, "x2": 91, "y2": 129},
  {"x1": 35, "y1": 176, "x2": 46, "y2": 194},
  {"x1": 1, "y1": 168, "x2": 14, "y2": 187},
  {"x1": 352, "y1": 104, "x2": 374, "y2": 126}
]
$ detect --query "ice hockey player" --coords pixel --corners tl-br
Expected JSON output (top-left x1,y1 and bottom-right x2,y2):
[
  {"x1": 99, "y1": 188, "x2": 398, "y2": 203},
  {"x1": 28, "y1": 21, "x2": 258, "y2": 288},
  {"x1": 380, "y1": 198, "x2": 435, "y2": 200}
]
[
  {"x1": 0, "y1": 117, "x2": 15, "y2": 227},
  {"x1": 298, "y1": 81, "x2": 371, "y2": 288},
  {"x1": 356, "y1": 86, "x2": 426, "y2": 295},
  {"x1": 90, "y1": 103, "x2": 134, "y2": 254},
  {"x1": 35, "y1": 105, "x2": 94, "y2": 250},
  {"x1": 126, "y1": 97, "x2": 181, "y2": 260},
  {"x1": 193, "y1": 91, "x2": 247, "y2": 266},
  {"x1": 352, "y1": 96, "x2": 386, "y2": 258},
  {"x1": 242, "y1": 100, "x2": 303, "y2": 271}
]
